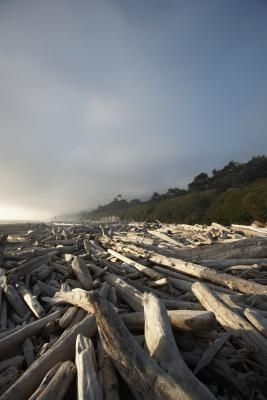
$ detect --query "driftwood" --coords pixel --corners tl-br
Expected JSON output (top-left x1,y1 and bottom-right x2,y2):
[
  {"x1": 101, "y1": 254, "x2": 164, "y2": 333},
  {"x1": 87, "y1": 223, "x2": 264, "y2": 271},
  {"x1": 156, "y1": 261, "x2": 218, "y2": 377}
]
[
  {"x1": 36, "y1": 360, "x2": 76, "y2": 400},
  {"x1": 75, "y1": 334, "x2": 101, "y2": 400},
  {"x1": 192, "y1": 282, "x2": 267, "y2": 368},
  {"x1": 143, "y1": 293, "x2": 215, "y2": 399},
  {"x1": 1, "y1": 221, "x2": 266, "y2": 399},
  {"x1": 0, "y1": 310, "x2": 61, "y2": 357},
  {"x1": 71, "y1": 256, "x2": 93, "y2": 291},
  {"x1": 28, "y1": 363, "x2": 63, "y2": 400},
  {"x1": 121, "y1": 309, "x2": 215, "y2": 332},
  {"x1": 97, "y1": 337, "x2": 119, "y2": 400},
  {"x1": 1, "y1": 315, "x2": 97, "y2": 400},
  {"x1": 244, "y1": 307, "x2": 267, "y2": 337},
  {"x1": 91, "y1": 292, "x2": 214, "y2": 400}
]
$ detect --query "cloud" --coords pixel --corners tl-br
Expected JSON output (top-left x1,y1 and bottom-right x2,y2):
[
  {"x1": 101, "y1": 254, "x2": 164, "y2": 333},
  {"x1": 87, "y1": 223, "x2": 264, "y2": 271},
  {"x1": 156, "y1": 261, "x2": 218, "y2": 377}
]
[{"x1": 0, "y1": 0, "x2": 266, "y2": 220}]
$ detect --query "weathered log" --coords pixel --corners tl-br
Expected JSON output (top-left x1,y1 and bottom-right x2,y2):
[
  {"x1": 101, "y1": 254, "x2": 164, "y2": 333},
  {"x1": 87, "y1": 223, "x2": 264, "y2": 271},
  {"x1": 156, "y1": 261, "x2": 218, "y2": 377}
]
[
  {"x1": 192, "y1": 282, "x2": 267, "y2": 368},
  {"x1": 122, "y1": 309, "x2": 215, "y2": 332},
  {"x1": 1, "y1": 315, "x2": 97, "y2": 400},
  {"x1": 0, "y1": 367, "x2": 20, "y2": 396},
  {"x1": 0, "y1": 297, "x2": 7, "y2": 330},
  {"x1": 72, "y1": 256, "x2": 93, "y2": 291},
  {"x1": 36, "y1": 360, "x2": 76, "y2": 400},
  {"x1": 244, "y1": 307, "x2": 267, "y2": 337},
  {"x1": 193, "y1": 332, "x2": 230, "y2": 375},
  {"x1": 59, "y1": 306, "x2": 79, "y2": 329},
  {"x1": 105, "y1": 273, "x2": 143, "y2": 311},
  {"x1": 108, "y1": 249, "x2": 162, "y2": 280},
  {"x1": 22, "y1": 338, "x2": 35, "y2": 367},
  {"x1": 97, "y1": 337, "x2": 119, "y2": 400},
  {"x1": 17, "y1": 283, "x2": 45, "y2": 318},
  {"x1": 55, "y1": 289, "x2": 94, "y2": 313},
  {"x1": 145, "y1": 252, "x2": 267, "y2": 295},
  {"x1": 75, "y1": 334, "x2": 101, "y2": 400},
  {"x1": 1, "y1": 279, "x2": 29, "y2": 318},
  {"x1": 0, "y1": 355, "x2": 24, "y2": 373},
  {"x1": 0, "y1": 310, "x2": 61, "y2": 357},
  {"x1": 143, "y1": 293, "x2": 215, "y2": 399},
  {"x1": 91, "y1": 292, "x2": 213, "y2": 400},
  {"x1": 147, "y1": 229, "x2": 183, "y2": 246},
  {"x1": 6, "y1": 253, "x2": 57, "y2": 280},
  {"x1": 28, "y1": 363, "x2": 62, "y2": 400}
]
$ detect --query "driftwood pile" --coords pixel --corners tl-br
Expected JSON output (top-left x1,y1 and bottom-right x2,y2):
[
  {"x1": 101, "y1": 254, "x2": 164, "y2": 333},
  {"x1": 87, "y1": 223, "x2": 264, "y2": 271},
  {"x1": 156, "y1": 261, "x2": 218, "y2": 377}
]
[{"x1": 0, "y1": 220, "x2": 266, "y2": 399}]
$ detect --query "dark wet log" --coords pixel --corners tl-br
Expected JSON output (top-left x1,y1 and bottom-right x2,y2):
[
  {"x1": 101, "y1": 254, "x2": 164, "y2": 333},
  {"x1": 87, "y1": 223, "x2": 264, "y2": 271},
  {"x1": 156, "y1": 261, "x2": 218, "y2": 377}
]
[
  {"x1": 75, "y1": 334, "x2": 101, "y2": 400},
  {"x1": 97, "y1": 337, "x2": 119, "y2": 400},
  {"x1": 59, "y1": 306, "x2": 79, "y2": 329},
  {"x1": 36, "y1": 360, "x2": 76, "y2": 400},
  {"x1": 22, "y1": 338, "x2": 35, "y2": 367},
  {"x1": 0, "y1": 367, "x2": 20, "y2": 396},
  {"x1": 193, "y1": 332, "x2": 230, "y2": 375},
  {"x1": 192, "y1": 282, "x2": 267, "y2": 368},
  {"x1": 143, "y1": 293, "x2": 215, "y2": 400},
  {"x1": 91, "y1": 292, "x2": 214, "y2": 400},
  {"x1": 0, "y1": 310, "x2": 61, "y2": 357},
  {"x1": 71, "y1": 256, "x2": 93, "y2": 291},
  {"x1": 0, "y1": 355, "x2": 24, "y2": 373},
  {"x1": 1, "y1": 315, "x2": 97, "y2": 400}
]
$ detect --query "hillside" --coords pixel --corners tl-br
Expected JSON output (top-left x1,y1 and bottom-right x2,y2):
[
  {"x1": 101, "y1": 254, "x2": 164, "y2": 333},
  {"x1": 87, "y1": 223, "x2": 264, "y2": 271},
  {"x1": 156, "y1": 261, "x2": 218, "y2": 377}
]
[{"x1": 85, "y1": 178, "x2": 267, "y2": 224}]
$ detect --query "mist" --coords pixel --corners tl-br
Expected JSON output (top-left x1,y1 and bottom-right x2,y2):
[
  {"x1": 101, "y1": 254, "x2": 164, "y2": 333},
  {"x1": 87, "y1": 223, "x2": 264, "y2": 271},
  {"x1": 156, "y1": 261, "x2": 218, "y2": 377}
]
[{"x1": 1, "y1": 0, "x2": 267, "y2": 220}]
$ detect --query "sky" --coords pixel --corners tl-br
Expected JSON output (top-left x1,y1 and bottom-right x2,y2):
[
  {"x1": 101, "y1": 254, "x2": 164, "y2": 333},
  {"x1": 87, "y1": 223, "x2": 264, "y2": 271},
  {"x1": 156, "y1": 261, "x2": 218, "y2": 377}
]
[{"x1": 0, "y1": 0, "x2": 267, "y2": 220}]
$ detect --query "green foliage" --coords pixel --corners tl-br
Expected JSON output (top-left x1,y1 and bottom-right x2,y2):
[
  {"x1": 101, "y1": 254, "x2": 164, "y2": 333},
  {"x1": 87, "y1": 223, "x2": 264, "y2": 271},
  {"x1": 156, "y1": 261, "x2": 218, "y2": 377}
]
[{"x1": 82, "y1": 155, "x2": 267, "y2": 224}]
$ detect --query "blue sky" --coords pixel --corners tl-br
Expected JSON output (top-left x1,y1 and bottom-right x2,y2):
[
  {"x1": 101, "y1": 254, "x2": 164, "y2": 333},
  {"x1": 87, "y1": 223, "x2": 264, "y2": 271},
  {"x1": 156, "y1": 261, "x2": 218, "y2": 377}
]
[{"x1": 0, "y1": 0, "x2": 266, "y2": 219}]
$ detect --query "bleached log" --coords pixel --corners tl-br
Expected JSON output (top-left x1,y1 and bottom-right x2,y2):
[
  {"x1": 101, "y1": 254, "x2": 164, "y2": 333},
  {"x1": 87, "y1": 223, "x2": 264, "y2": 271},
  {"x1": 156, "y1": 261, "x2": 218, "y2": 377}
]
[
  {"x1": 1, "y1": 280, "x2": 29, "y2": 318},
  {"x1": 191, "y1": 282, "x2": 267, "y2": 368},
  {"x1": 36, "y1": 360, "x2": 76, "y2": 400},
  {"x1": 143, "y1": 293, "x2": 216, "y2": 400},
  {"x1": 244, "y1": 307, "x2": 267, "y2": 337},
  {"x1": 105, "y1": 272, "x2": 143, "y2": 311},
  {"x1": 231, "y1": 224, "x2": 267, "y2": 237},
  {"x1": 91, "y1": 292, "x2": 212, "y2": 400},
  {"x1": 55, "y1": 289, "x2": 94, "y2": 313},
  {"x1": 122, "y1": 309, "x2": 215, "y2": 332},
  {"x1": 75, "y1": 334, "x2": 101, "y2": 400},
  {"x1": 72, "y1": 256, "x2": 93, "y2": 291},
  {"x1": 108, "y1": 249, "x2": 162, "y2": 280},
  {"x1": 145, "y1": 252, "x2": 267, "y2": 295},
  {"x1": 147, "y1": 230, "x2": 184, "y2": 247},
  {"x1": 17, "y1": 283, "x2": 45, "y2": 318},
  {"x1": 1, "y1": 315, "x2": 97, "y2": 400},
  {"x1": 0, "y1": 310, "x2": 61, "y2": 357}
]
